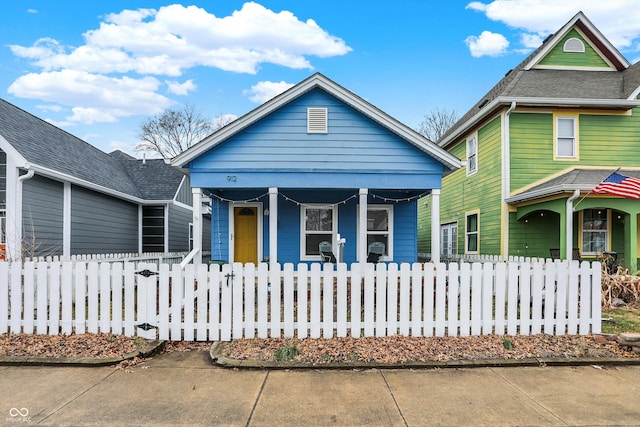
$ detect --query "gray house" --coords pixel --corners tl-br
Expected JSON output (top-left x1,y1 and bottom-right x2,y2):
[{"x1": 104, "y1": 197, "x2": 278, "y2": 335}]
[{"x1": 0, "y1": 98, "x2": 210, "y2": 260}]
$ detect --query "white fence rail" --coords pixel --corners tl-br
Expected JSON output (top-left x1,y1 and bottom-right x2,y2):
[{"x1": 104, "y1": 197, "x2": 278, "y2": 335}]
[{"x1": 0, "y1": 260, "x2": 602, "y2": 341}]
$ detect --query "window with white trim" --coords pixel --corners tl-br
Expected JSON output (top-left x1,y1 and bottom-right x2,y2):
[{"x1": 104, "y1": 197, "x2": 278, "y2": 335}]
[
  {"x1": 466, "y1": 135, "x2": 477, "y2": 175},
  {"x1": 556, "y1": 116, "x2": 577, "y2": 158},
  {"x1": 465, "y1": 212, "x2": 479, "y2": 254},
  {"x1": 366, "y1": 205, "x2": 393, "y2": 260},
  {"x1": 582, "y1": 209, "x2": 608, "y2": 255},
  {"x1": 301, "y1": 205, "x2": 336, "y2": 259}
]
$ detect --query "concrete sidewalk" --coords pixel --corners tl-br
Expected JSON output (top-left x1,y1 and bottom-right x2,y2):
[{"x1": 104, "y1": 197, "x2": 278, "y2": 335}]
[{"x1": 2, "y1": 351, "x2": 640, "y2": 426}]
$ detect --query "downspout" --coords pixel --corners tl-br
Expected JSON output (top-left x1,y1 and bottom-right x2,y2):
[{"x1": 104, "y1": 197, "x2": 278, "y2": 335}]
[
  {"x1": 502, "y1": 102, "x2": 516, "y2": 257},
  {"x1": 566, "y1": 189, "x2": 580, "y2": 262},
  {"x1": 15, "y1": 166, "x2": 35, "y2": 260}
]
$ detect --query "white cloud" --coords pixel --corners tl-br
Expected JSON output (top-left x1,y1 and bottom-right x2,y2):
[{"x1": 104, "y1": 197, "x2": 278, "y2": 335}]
[
  {"x1": 466, "y1": 0, "x2": 640, "y2": 50},
  {"x1": 166, "y1": 79, "x2": 196, "y2": 95},
  {"x1": 7, "y1": 3, "x2": 351, "y2": 126},
  {"x1": 11, "y1": 3, "x2": 351, "y2": 77},
  {"x1": 36, "y1": 104, "x2": 63, "y2": 112},
  {"x1": 8, "y1": 69, "x2": 172, "y2": 124},
  {"x1": 465, "y1": 31, "x2": 509, "y2": 57},
  {"x1": 243, "y1": 80, "x2": 294, "y2": 103}
]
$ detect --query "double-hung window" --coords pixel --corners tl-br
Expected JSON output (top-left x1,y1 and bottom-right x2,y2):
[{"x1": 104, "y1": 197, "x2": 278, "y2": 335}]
[
  {"x1": 556, "y1": 116, "x2": 577, "y2": 158},
  {"x1": 465, "y1": 212, "x2": 479, "y2": 254},
  {"x1": 301, "y1": 205, "x2": 336, "y2": 259},
  {"x1": 366, "y1": 205, "x2": 393, "y2": 260},
  {"x1": 582, "y1": 209, "x2": 607, "y2": 255},
  {"x1": 466, "y1": 135, "x2": 477, "y2": 175}
]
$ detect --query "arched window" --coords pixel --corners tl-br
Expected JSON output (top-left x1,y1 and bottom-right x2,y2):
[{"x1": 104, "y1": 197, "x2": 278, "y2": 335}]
[{"x1": 563, "y1": 38, "x2": 585, "y2": 53}]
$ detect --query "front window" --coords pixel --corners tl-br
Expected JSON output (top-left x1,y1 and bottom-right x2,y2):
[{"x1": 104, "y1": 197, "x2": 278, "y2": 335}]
[
  {"x1": 367, "y1": 206, "x2": 393, "y2": 260},
  {"x1": 582, "y1": 209, "x2": 608, "y2": 255},
  {"x1": 301, "y1": 205, "x2": 336, "y2": 259},
  {"x1": 465, "y1": 213, "x2": 479, "y2": 254},
  {"x1": 556, "y1": 116, "x2": 576, "y2": 158},
  {"x1": 466, "y1": 135, "x2": 477, "y2": 175}
]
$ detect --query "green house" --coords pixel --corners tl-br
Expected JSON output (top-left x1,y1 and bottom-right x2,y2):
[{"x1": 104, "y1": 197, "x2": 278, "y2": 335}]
[{"x1": 418, "y1": 12, "x2": 640, "y2": 272}]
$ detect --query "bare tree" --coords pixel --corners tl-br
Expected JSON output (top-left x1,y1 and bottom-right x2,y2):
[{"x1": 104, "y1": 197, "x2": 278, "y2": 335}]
[
  {"x1": 416, "y1": 108, "x2": 459, "y2": 142},
  {"x1": 136, "y1": 104, "x2": 218, "y2": 159}
]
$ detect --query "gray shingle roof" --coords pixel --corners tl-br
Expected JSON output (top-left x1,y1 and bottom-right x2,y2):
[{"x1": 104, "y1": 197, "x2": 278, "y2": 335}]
[
  {"x1": 506, "y1": 168, "x2": 640, "y2": 203},
  {"x1": 0, "y1": 98, "x2": 183, "y2": 201},
  {"x1": 439, "y1": 12, "x2": 639, "y2": 146}
]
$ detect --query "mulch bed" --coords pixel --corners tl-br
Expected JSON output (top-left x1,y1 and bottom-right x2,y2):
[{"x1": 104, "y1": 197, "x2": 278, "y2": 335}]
[{"x1": 1, "y1": 333, "x2": 638, "y2": 367}]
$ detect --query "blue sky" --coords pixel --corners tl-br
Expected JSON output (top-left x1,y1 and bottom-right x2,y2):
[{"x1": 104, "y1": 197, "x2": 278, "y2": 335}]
[{"x1": 2, "y1": 0, "x2": 640, "y2": 156}]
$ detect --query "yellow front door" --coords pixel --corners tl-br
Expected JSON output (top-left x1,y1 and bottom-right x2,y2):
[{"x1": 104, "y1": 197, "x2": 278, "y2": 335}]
[{"x1": 234, "y1": 206, "x2": 258, "y2": 264}]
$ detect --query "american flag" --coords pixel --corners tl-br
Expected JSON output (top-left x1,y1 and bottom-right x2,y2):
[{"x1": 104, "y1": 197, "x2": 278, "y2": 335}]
[{"x1": 593, "y1": 172, "x2": 640, "y2": 199}]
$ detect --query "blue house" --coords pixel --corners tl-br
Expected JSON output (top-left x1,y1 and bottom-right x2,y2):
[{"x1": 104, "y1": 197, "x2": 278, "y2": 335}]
[{"x1": 172, "y1": 73, "x2": 460, "y2": 265}]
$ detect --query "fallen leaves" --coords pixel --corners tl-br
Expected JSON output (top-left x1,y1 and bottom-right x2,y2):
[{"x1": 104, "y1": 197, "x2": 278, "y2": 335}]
[
  {"x1": 223, "y1": 334, "x2": 640, "y2": 365},
  {"x1": 0, "y1": 333, "x2": 139, "y2": 358}
]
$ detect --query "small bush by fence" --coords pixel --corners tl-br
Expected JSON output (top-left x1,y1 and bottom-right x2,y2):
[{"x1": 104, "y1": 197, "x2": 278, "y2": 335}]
[{"x1": 0, "y1": 260, "x2": 601, "y2": 341}]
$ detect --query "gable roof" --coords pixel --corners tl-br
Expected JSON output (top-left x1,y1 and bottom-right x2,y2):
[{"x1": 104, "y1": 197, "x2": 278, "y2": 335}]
[
  {"x1": 172, "y1": 73, "x2": 461, "y2": 171},
  {"x1": 439, "y1": 11, "x2": 640, "y2": 148},
  {"x1": 0, "y1": 98, "x2": 183, "y2": 202}
]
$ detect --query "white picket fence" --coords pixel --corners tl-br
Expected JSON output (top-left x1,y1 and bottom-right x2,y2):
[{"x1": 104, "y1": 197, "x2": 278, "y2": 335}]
[{"x1": 0, "y1": 260, "x2": 602, "y2": 341}]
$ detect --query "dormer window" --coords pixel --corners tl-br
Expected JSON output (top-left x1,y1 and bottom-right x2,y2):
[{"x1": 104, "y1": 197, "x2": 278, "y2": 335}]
[
  {"x1": 563, "y1": 38, "x2": 585, "y2": 53},
  {"x1": 307, "y1": 108, "x2": 328, "y2": 134}
]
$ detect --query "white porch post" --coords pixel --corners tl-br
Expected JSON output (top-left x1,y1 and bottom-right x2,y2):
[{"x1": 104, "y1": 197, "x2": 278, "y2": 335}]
[
  {"x1": 269, "y1": 187, "x2": 278, "y2": 264},
  {"x1": 63, "y1": 182, "x2": 71, "y2": 256},
  {"x1": 431, "y1": 189, "x2": 441, "y2": 263},
  {"x1": 192, "y1": 187, "x2": 202, "y2": 266},
  {"x1": 359, "y1": 188, "x2": 368, "y2": 263}
]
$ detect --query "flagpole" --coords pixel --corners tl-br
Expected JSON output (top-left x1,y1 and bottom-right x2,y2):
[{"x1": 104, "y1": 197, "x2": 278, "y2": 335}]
[{"x1": 573, "y1": 167, "x2": 621, "y2": 211}]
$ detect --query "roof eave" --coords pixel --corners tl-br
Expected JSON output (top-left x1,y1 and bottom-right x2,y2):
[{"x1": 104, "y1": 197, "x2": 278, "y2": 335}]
[
  {"x1": 506, "y1": 184, "x2": 592, "y2": 204},
  {"x1": 439, "y1": 97, "x2": 640, "y2": 149}
]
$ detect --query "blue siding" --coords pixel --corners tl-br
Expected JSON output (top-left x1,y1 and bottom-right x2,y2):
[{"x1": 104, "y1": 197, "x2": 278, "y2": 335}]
[
  {"x1": 189, "y1": 89, "x2": 443, "y2": 190},
  {"x1": 210, "y1": 197, "x2": 229, "y2": 262}
]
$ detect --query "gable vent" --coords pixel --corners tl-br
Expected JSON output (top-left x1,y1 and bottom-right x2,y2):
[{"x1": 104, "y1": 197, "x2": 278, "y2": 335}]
[
  {"x1": 563, "y1": 38, "x2": 585, "y2": 53},
  {"x1": 307, "y1": 107, "x2": 328, "y2": 133}
]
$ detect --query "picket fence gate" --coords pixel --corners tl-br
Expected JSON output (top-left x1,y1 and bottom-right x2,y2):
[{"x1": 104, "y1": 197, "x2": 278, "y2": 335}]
[{"x1": 0, "y1": 260, "x2": 602, "y2": 341}]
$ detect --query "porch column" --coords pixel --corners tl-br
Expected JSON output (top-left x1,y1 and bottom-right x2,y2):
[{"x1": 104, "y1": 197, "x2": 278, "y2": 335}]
[
  {"x1": 626, "y1": 214, "x2": 638, "y2": 273},
  {"x1": 359, "y1": 188, "x2": 368, "y2": 263},
  {"x1": 565, "y1": 190, "x2": 579, "y2": 262},
  {"x1": 431, "y1": 189, "x2": 441, "y2": 263},
  {"x1": 192, "y1": 187, "x2": 202, "y2": 266},
  {"x1": 269, "y1": 187, "x2": 278, "y2": 264}
]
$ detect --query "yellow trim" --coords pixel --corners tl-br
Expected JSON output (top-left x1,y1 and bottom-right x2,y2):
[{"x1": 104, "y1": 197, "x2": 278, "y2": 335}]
[{"x1": 553, "y1": 113, "x2": 579, "y2": 161}]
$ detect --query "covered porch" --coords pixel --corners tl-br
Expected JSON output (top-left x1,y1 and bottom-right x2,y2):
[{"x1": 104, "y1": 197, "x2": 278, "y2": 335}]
[
  {"x1": 507, "y1": 169, "x2": 640, "y2": 273},
  {"x1": 189, "y1": 186, "x2": 443, "y2": 266}
]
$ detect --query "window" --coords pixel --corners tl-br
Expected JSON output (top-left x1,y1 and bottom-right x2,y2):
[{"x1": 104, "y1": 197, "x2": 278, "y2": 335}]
[
  {"x1": 465, "y1": 213, "x2": 479, "y2": 254},
  {"x1": 301, "y1": 205, "x2": 336, "y2": 259},
  {"x1": 366, "y1": 205, "x2": 393, "y2": 260},
  {"x1": 307, "y1": 108, "x2": 328, "y2": 133},
  {"x1": 466, "y1": 135, "x2": 477, "y2": 175},
  {"x1": 142, "y1": 205, "x2": 165, "y2": 253},
  {"x1": 563, "y1": 38, "x2": 585, "y2": 53},
  {"x1": 556, "y1": 116, "x2": 577, "y2": 158},
  {"x1": 582, "y1": 209, "x2": 608, "y2": 255}
]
